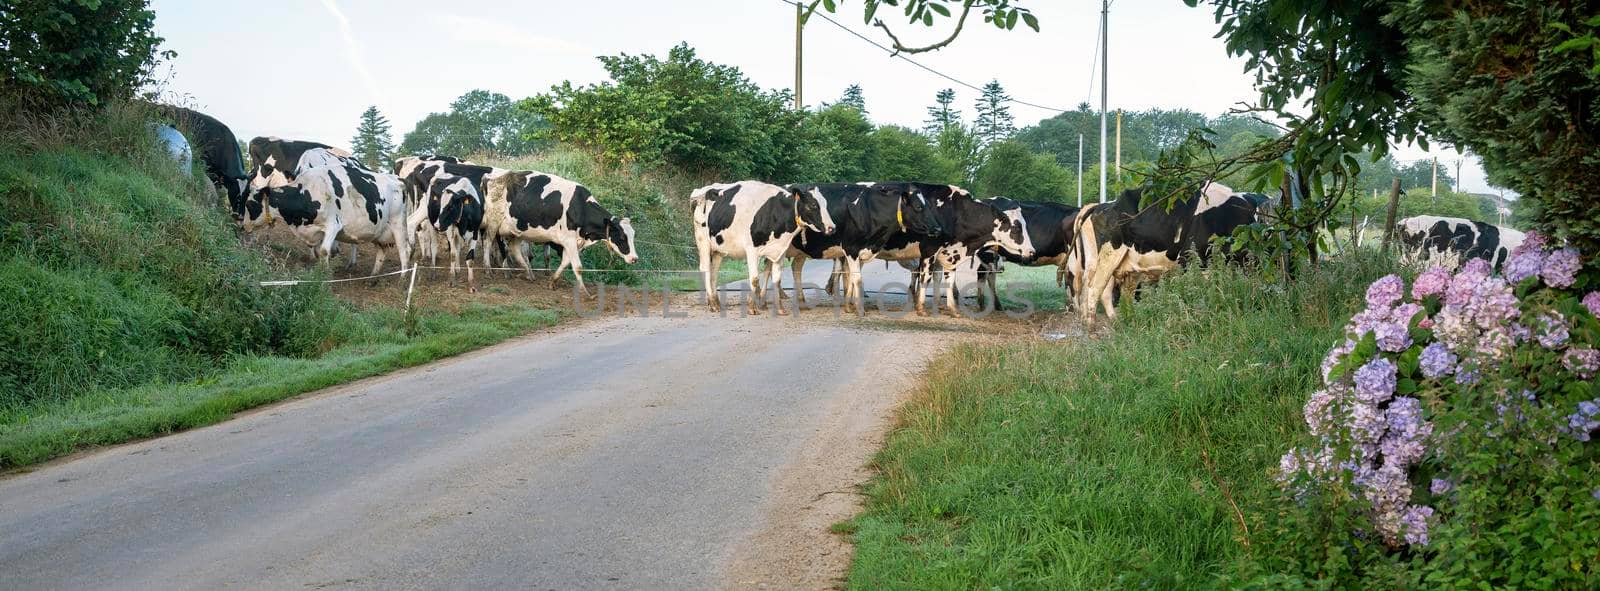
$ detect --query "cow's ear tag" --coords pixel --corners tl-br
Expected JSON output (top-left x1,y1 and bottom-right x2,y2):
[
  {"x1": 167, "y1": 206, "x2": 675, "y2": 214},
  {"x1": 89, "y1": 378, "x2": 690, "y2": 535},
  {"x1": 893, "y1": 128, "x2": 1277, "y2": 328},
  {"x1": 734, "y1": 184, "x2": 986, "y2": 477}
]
[{"x1": 896, "y1": 206, "x2": 904, "y2": 228}]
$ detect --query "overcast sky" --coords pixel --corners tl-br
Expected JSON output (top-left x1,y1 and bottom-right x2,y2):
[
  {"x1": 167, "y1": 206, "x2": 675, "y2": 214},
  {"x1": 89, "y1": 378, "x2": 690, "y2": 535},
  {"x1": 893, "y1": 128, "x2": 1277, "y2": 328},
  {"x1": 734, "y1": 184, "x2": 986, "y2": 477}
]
[{"x1": 149, "y1": 0, "x2": 1501, "y2": 194}]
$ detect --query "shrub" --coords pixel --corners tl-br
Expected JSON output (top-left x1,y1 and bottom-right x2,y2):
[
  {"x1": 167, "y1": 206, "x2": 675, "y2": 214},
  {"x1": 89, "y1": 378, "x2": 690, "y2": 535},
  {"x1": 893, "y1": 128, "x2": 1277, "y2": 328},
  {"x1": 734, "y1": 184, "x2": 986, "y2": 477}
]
[
  {"x1": 1253, "y1": 239, "x2": 1600, "y2": 587},
  {"x1": 0, "y1": 0, "x2": 168, "y2": 106}
]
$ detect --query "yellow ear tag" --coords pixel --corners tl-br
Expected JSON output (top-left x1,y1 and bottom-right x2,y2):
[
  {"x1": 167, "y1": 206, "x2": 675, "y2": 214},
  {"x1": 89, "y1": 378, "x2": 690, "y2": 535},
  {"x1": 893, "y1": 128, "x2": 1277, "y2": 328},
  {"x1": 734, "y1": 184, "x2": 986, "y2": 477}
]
[
  {"x1": 896, "y1": 206, "x2": 904, "y2": 228},
  {"x1": 795, "y1": 214, "x2": 805, "y2": 228}
]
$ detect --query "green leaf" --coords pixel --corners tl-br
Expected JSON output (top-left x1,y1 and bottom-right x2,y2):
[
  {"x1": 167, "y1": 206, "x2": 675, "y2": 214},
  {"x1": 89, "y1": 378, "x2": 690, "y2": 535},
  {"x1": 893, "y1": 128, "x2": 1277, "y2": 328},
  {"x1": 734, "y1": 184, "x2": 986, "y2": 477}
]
[
  {"x1": 929, "y1": 2, "x2": 949, "y2": 17},
  {"x1": 1021, "y1": 12, "x2": 1039, "y2": 32},
  {"x1": 1398, "y1": 378, "x2": 1419, "y2": 395},
  {"x1": 1006, "y1": 9, "x2": 1019, "y2": 29}
]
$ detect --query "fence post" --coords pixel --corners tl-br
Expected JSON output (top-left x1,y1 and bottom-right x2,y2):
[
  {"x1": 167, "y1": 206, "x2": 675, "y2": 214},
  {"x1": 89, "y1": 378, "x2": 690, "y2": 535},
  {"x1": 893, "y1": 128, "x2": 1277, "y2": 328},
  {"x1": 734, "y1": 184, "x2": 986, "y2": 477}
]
[{"x1": 1381, "y1": 178, "x2": 1402, "y2": 255}]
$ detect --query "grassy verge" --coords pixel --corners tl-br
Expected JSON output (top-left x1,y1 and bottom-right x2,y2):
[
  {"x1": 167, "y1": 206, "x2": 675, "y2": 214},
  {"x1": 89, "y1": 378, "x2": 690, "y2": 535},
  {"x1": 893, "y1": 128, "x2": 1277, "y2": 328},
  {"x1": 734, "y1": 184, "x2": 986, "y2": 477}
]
[
  {"x1": 844, "y1": 252, "x2": 1394, "y2": 589},
  {"x1": 0, "y1": 303, "x2": 557, "y2": 470},
  {"x1": 0, "y1": 104, "x2": 562, "y2": 470}
]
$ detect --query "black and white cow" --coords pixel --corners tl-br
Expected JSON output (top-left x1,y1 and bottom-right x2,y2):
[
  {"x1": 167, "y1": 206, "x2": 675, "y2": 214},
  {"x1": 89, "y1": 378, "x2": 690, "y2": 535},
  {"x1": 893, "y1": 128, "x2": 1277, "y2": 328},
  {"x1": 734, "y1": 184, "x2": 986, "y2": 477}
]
[
  {"x1": 691, "y1": 181, "x2": 836, "y2": 315},
  {"x1": 1071, "y1": 182, "x2": 1266, "y2": 319},
  {"x1": 154, "y1": 105, "x2": 248, "y2": 205},
  {"x1": 973, "y1": 198, "x2": 1080, "y2": 310},
  {"x1": 232, "y1": 162, "x2": 411, "y2": 281},
  {"x1": 1396, "y1": 215, "x2": 1524, "y2": 270},
  {"x1": 412, "y1": 172, "x2": 485, "y2": 291},
  {"x1": 482, "y1": 170, "x2": 639, "y2": 296},
  {"x1": 244, "y1": 137, "x2": 371, "y2": 264},
  {"x1": 868, "y1": 183, "x2": 1034, "y2": 316},
  {"x1": 784, "y1": 183, "x2": 942, "y2": 312},
  {"x1": 398, "y1": 159, "x2": 505, "y2": 266}
]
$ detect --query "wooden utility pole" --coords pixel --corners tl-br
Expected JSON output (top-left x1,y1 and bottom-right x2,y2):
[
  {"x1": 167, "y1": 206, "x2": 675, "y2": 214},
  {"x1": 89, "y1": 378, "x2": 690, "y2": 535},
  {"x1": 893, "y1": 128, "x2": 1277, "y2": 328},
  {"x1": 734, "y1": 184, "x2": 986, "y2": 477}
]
[
  {"x1": 1454, "y1": 158, "x2": 1463, "y2": 194},
  {"x1": 794, "y1": 1, "x2": 804, "y2": 109},
  {"x1": 1351, "y1": 206, "x2": 1360, "y2": 250},
  {"x1": 1382, "y1": 178, "x2": 1403, "y2": 254}
]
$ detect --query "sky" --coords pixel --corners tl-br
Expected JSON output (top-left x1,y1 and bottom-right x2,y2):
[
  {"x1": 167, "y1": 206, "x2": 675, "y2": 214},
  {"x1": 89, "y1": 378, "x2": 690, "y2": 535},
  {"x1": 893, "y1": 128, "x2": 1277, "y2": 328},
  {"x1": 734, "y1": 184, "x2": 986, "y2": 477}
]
[{"x1": 148, "y1": 0, "x2": 1501, "y2": 194}]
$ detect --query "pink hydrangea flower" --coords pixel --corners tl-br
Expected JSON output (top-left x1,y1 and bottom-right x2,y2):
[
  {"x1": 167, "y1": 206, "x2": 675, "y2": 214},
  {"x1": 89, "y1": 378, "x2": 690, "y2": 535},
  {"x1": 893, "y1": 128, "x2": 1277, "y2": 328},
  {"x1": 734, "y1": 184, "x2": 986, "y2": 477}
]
[
  {"x1": 1412, "y1": 267, "x2": 1452, "y2": 299},
  {"x1": 1585, "y1": 292, "x2": 1600, "y2": 319},
  {"x1": 1367, "y1": 274, "x2": 1405, "y2": 309},
  {"x1": 1564, "y1": 348, "x2": 1600, "y2": 380}
]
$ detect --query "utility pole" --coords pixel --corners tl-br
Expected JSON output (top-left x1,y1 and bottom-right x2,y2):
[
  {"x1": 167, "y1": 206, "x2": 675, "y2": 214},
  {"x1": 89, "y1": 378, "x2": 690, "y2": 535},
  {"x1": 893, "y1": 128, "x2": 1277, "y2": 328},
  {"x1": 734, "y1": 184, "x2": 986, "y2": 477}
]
[
  {"x1": 1114, "y1": 109, "x2": 1122, "y2": 189},
  {"x1": 1098, "y1": 0, "x2": 1109, "y2": 203},
  {"x1": 794, "y1": 1, "x2": 804, "y2": 109},
  {"x1": 1077, "y1": 133, "x2": 1084, "y2": 207},
  {"x1": 1430, "y1": 156, "x2": 1438, "y2": 201},
  {"x1": 1454, "y1": 158, "x2": 1462, "y2": 194},
  {"x1": 1382, "y1": 178, "x2": 1403, "y2": 255}
]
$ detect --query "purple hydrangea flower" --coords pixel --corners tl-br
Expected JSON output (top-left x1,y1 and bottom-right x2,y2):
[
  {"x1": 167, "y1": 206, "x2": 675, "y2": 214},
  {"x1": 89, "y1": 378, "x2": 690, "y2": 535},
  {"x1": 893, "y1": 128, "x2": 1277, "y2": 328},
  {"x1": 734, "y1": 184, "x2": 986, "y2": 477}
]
[
  {"x1": 1455, "y1": 366, "x2": 1480, "y2": 385},
  {"x1": 1446, "y1": 264, "x2": 1490, "y2": 309},
  {"x1": 1542, "y1": 248, "x2": 1581, "y2": 289},
  {"x1": 1350, "y1": 402, "x2": 1387, "y2": 443},
  {"x1": 1521, "y1": 231, "x2": 1549, "y2": 252},
  {"x1": 1367, "y1": 275, "x2": 1405, "y2": 309},
  {"x1": 1392, "y1": 302, "x2": 1424, "y2": 326},
  {"x1": 1462, "y1": 258, "x2": 1492, "y2": 276},
  {"x1": 1563, "y1": 399, "x2": 1600, "y2": 442},
  {"x1": 1402, "y1": 505, "x2": 1434, "y2": 546},
  {"x1": 1419, "y1": 343, "x2": 1457, "y2": 379},
  {"x1": 1375, "y1": 321, "x2": 1413, "y2": 353},
  {"x1": 1471, "y1": 277, "x2": 1521, "y2": 326},
  {"x1": 1277, "y1": 451, "x2": 1301, "y2": 484},
  {"x1": 1503, "y1": 243, "x2": 1545, "y2": 283},
  {"x1": 1584, "y1": 292, "x2": 1600, "y2": 319},
  {"x1": 1304, "y1": 389, "x2": 1336, "y2": 436},
  {"x1": 1322, "y1": 339, "x2": 1356, "y2": 383},
  {"x1": 1354, "y1": 358, "x2": 1398, "y2": 404},
  {"x1": 1412, "y1": 267, "x2": 1452, "y2": 299},
  {"x1": 1564, "y1": 348, "x2": 1600, "y2": 380},
  {"x1": 1430, "y1": 478, "x2": 1454, "y2": 495},
  {"x1": 1534, "y1": 312, "x2": 1570, "y2": 349}
]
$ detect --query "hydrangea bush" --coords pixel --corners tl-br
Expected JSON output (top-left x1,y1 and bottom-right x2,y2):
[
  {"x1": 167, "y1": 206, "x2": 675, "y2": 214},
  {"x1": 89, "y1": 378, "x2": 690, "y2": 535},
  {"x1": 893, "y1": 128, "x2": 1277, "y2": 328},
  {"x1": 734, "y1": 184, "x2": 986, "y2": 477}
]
[{"x1": 1267, "y1": 234, "x2": 1600, "y2": 586}]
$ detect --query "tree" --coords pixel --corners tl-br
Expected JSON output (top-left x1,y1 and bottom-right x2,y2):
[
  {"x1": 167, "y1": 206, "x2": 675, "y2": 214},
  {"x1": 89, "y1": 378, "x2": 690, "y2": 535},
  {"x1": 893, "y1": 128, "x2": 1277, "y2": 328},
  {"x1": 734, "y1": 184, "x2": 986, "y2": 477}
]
[
  {"x1": 974, "y1": 140, "x2": 1072, "y2": 202},
  {"x1": 1395, "y1": 159, "x2": 1452, "y2": 195},
  {"x1": 0, "y1": 0, "x2": 171, "y2": 106},
  {"x1": 923, "y1": 88, "x2": 961, "y2": 136},
  {"x1": 350, "y1": 106, "x2": 394, "y2": 169},
  {"x1": 803, "y1": 103, "x2": 875, "y2": 181},
  {"x1": 866, "y1": 125, "x2": 962, "y2": 184},
  {"x1": 400, "y1": 90, "x2": 546, "y2": 157},
  {"x1": 972, "y1": 80, "x2": 1014, "y2": 148},
  {"x1": 526, "y1": 44, "x2": 801, "y2": 179},
  {"x1": 837, "y1": 84, "x2": 867, "y2": 114},
  {"x1": 809, "y1": 0, "x2": 1039, "y2": 55}
]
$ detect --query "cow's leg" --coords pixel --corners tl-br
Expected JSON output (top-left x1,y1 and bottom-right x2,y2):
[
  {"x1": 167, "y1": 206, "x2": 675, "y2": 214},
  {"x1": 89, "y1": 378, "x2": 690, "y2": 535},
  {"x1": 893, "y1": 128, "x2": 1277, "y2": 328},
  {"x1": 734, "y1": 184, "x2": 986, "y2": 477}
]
[
  {"x1": 1086, "y1": 247, "x2": 1129, "y2": 320},
  {"x1": 708, "y1": 253, "x2": 725, "y2": 313},
  {"x1": 844, "y1": 256, "x2": 865, "y2": 314},
  {"x1": 942, "y1": 267, "x2": 962, "y2": 318},
  {"x1": 368, "y1": 240, "x2": 389, "y2": 286},
  {"x1": 699, "y1": 242, "x2": 718, "y2": 312},
  {"x1": 825, "y1": 260, "x2": 843, "y2": 296},
  {"x1": 567, "y1": 243, "x2": 591, "y2": 299},
  {"x1": 346, "y1": 243, "x2": 359, "y2": 268},
  {"x1": 317, "y1": 224, "x2": 341, "y2": 269},
  {"x1": 745, "y1": 251, "x2": 764, "y2": 315},
  {"x1": 549, "y1": 241, "x2": 577, "y2": 294},
  {"x1": 464, "y1": 231, "x2": 478, "y2": 293},
  {"x1": 767, "y1": 256, "x2": 789, "y2": 316},
  {"x1": 509, "y1": 240, "x2": 536, "y2": 282},
  {"x1": 447, "y1": 231, "x2": 462, "y2": 287},
  {"x1": 911, "y1": 261, "x2": 931, "y2": 317},
  {"x1": 790, "y1": 256, "x2": 806, "y2": 305}
]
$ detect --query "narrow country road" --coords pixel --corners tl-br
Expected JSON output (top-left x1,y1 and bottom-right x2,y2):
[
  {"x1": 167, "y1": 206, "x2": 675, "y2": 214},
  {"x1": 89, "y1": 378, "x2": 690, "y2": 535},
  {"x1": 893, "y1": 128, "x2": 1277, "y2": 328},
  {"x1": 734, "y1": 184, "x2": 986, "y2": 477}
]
[{"x1": 0, "y1": 311, "x2": 969, "y2": 590}]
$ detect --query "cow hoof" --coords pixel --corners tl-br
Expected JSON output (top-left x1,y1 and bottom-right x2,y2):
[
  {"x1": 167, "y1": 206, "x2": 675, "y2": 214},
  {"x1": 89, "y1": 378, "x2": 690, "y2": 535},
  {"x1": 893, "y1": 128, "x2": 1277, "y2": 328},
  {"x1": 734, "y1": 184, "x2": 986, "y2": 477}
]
[{"x1": 776, "y1": 306, "x2": 790, "y2": 316}]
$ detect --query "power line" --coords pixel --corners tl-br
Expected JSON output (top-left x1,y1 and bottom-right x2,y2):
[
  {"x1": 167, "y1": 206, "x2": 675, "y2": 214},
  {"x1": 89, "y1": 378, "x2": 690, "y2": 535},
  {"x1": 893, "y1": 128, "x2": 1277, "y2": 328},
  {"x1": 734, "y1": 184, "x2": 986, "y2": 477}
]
[{"x1": 781, "y1": 0, "x2": 1069, "y2": 113}]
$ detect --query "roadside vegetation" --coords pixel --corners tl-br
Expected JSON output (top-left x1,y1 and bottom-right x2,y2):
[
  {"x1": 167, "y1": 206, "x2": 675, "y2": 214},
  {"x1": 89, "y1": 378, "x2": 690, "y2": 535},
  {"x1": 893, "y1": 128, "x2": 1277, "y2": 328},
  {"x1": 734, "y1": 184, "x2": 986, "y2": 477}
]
[
  {"x1": 844, "y1": 253, "x2": 1392, "y2": 588},
  {"x1": 0, "y1": 103, "x2": 557, "y2": 469}
]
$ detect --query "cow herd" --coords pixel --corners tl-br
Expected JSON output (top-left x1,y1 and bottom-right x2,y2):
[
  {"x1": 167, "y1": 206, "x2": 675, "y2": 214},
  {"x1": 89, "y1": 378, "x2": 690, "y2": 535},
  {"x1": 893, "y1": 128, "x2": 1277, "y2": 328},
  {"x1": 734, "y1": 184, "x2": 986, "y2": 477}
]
[{"x1": 161, "y1": 106, "x2": 1528, "y2": 322}]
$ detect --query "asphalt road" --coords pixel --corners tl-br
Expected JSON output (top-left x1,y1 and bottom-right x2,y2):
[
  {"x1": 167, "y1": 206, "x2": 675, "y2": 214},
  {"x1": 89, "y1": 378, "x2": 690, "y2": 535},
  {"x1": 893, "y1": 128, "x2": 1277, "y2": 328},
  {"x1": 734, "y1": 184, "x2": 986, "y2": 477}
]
[{"x1": 0, "y1": 314, "x2": 954, "y2": 590}]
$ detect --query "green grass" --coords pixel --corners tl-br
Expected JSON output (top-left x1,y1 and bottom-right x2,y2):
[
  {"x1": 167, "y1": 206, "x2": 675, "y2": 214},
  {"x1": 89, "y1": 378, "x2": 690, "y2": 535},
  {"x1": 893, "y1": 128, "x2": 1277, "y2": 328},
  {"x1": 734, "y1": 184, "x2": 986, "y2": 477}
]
[
  {"x1": 0, "y1": 106, "x2": 562, "y2": 469},
  {"x1": 844, "y1": 252, "x2": 1396, "y2": 589},
  {"x1": 0, "y1": 303, "x2": 557, "y2": 469}
]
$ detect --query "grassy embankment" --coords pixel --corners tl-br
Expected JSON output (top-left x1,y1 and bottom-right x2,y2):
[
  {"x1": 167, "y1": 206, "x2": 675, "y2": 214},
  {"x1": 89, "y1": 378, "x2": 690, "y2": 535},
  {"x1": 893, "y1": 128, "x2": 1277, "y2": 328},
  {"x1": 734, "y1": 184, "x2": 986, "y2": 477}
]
[
  {"x1": 843, "y1": 252, "x2": 1395, "y2": 589},
  {"x1": 0, "y1": 107, "x2": 562, "y2": 469}
]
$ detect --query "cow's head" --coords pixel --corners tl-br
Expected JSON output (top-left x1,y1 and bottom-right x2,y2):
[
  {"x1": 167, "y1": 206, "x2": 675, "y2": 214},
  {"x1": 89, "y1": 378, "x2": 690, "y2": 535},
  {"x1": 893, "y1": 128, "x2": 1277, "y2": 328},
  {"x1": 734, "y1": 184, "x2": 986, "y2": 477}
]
[
  {"x1": 991, "y1": 203, "x2": 1035, "y2": 259},
  {"x1": 793, "y1": 188, "x2": 837, "y2": 235},
  {"x1": 236, "y1": 184, "x2": 300, "y2": 231},
  {"x1": 434, "y1": 182, "x2": 478, "y2": 233},
  {"x1": 893, "y1": 187, "x2": 942, "y2": 237},
  {"x1": 604, "y1": 216, "x2": 639, "y2": 264}
]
